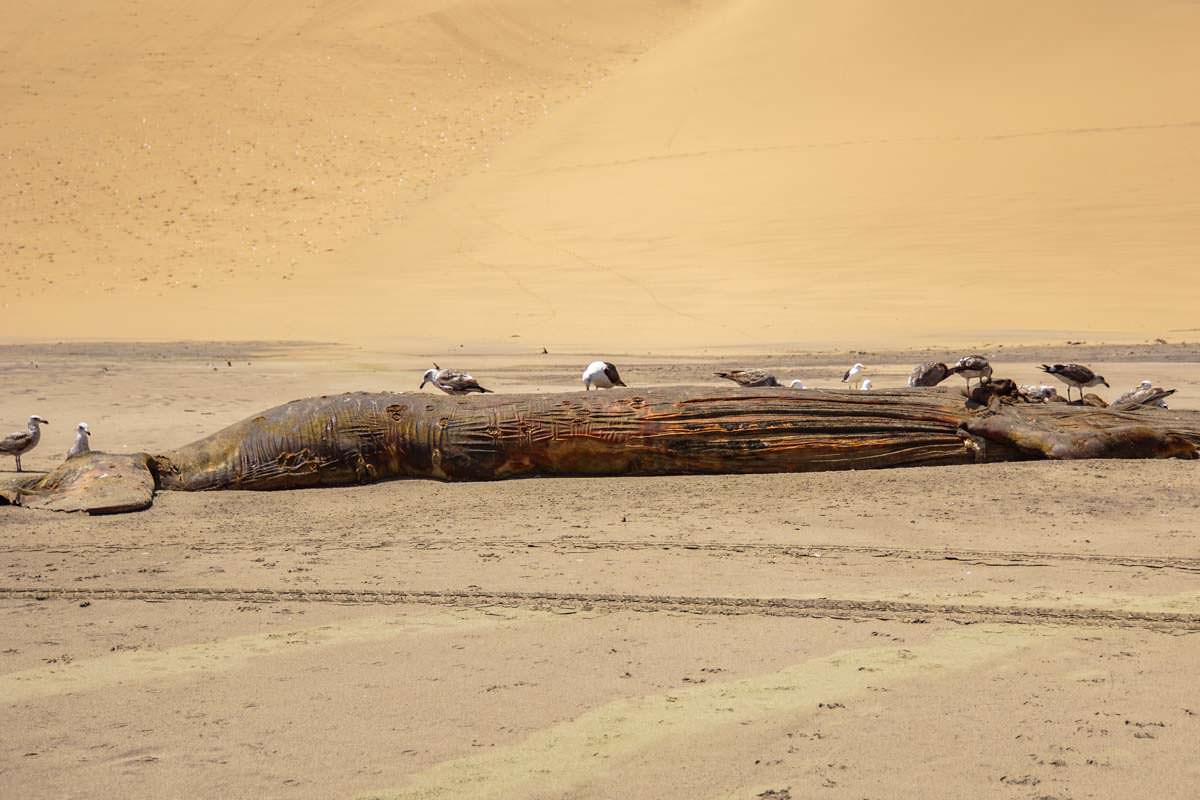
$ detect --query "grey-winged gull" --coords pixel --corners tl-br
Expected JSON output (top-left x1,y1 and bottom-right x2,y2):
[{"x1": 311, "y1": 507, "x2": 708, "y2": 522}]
[
  {"x1": 1039, "y1": 363, "x2": 1109, "y2": 403},
  {"x1": 907, "y1": 361, "x2": 953, "y2": 387},
  {"x1": 1, "y1": 415, "x2": 48, "y2": 472},
  {"x1": 950, "y1": 355, "x2": 993, "y2": 392},
  {"x1": 419, "y1": 363, "x2": 493, "y2": 395},
  {"x1": 714, "y1": 369, "x2": 781, "y2": 388}
]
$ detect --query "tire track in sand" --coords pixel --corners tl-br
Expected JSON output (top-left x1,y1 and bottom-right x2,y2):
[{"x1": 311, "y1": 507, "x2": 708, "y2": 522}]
[{"x1": 2, "y1": 587, "x2": 1198, "y2": 632}]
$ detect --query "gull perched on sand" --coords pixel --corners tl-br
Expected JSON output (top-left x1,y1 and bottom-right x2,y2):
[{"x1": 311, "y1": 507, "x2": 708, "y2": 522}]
[
  {"x1": 907, "y1": 361, "x2": 953, "y2": 387},
  {"x1": 1, "y1": 415, "x2": 48, "y2": 472},
  {"x1": 67, "y1": 422, "x2": 91, "y2": 459},
  {"x1": 841, "y1": 363, "x2": 865, "y2": 389},
  {"x1": 950, "y1": 355, "x2": 993, "y2": 392},
  {"x1": 419, "y1": 364, "x2": 492, "y2": 395},
  {"x1": 582, "y1": 361, "x2": 626, "y2": 391},
  {"x1": 860, "y1": 379, "x2": 873, "y2": 391},
  {"x1": 788, "y1": 379, "x2": 805, "y2": 389},
  {"x1": 1039, "y1": 363, "x2": 1108, "y2": 403},
  {"x1": 714, "y1": 369, "x2": 781, "y2": 388}
]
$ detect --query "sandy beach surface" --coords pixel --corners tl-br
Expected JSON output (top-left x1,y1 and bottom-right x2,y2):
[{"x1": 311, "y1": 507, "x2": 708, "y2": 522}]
[
  {"x1": 2, "y1": 343, "x2": 1199, "y2": 798},
  {"x1": 4, "y1": 0, "x2": 1200, "y2": 796}
]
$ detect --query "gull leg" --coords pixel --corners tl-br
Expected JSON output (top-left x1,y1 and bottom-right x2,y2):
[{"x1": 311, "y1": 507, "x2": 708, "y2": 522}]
[{"x1": 15, "y1": 455, "x2": 21, "y2": 472}]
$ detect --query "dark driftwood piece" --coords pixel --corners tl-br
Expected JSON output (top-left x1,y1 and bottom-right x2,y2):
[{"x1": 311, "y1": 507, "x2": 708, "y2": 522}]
[{"x1": 5, "y1": 387, "x2": 1198, "y2": 514}]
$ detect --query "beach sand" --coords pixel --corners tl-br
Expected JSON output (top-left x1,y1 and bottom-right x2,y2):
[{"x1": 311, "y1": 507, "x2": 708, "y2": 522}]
[
  {"x1": 2, "y1": 343, "x2": 1199, "y2": 798},
  {"x1": 4, "y1": 0, "x2": 1200, "y2": 795}
]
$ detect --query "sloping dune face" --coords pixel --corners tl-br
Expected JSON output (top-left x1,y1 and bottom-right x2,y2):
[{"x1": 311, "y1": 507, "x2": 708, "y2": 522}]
[{"x1": 3, "y1": 1, "x2": 1198, "y2": 347}]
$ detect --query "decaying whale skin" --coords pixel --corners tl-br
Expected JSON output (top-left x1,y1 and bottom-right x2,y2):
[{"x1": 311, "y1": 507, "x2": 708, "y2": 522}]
[
  {"x1": 150, "y1": 388, "x2": 983, "y2": 491},
  {"x1": 7, "y1": 387, "x2": 1197, "y2": 514}
]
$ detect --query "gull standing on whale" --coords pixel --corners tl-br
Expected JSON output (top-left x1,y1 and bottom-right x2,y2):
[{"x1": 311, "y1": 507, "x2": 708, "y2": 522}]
[
  {"x1": 419, "y1": 364, "x2": 493, "y2": 395},
  {"x1": 1040, "y1": 363, "x2": 1109, "y2": 403},
  {"x1": 714, "y1": 369, "x2": 781, "y2": 388},
  {"x1": 907, "y1": 361, "x2": 953, "y2": 387},
  {"x1": 582, "y1": 361, "x2": 626, "y2": 390},
  {"x1": 67, "y1": 422, "x2": 91, "y2": 459},
  {"x1": 1112, "y1": 380, "x2": 1172, "y2": 410},
  {"x1": 950, "y1": 355, "x2": 993, "y2": 392},
  {"x1": 841, "y1": 363, "x2": 865, "y2": 389},
  {"x1": 1, "y1": 415, "x2": 48, "y2": 472}
]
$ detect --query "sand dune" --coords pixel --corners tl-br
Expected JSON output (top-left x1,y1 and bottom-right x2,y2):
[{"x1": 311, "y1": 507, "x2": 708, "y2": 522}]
[{"x1": 4, "y1": 0, "x2": 1198, "y2": 348}]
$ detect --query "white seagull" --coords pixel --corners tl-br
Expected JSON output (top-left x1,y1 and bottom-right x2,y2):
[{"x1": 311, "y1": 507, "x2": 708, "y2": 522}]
[
  {"x1": 788, "y1": 379, "x2": 806, "y2": 389},
  {"x1": 582, "y1": 361, "x2": 626, "y2": 391},
  {"x1": 67, "y1": 422, "x2": 91, "y2": 459},
  {"x1": 860, "y1": 379, "x2": 873, "y2": 391},
  {"x1": 841, "y1": 363, "x2": 865, "y2": 389},
  {"x1": 1, "y1": 415, "x2": 49, "y2": 472}
]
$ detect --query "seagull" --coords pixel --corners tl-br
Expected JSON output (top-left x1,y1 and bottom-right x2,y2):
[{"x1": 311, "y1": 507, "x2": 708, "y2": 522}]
[
  {"x1": 788, "y1": 379, "x2": 806, "y2": 389},
  {"x1": 419, "y1": 363, "x2": 492, "y2": 395},
  {"x1": 67, "y1": 422, "x2": 91, "y2": 459},
  {"x1": 1, "y1": 415, "x2": 48, "y2": 472},
  {"x1": 949, "y1": 355, "x2": 993, "y2": 392},
  {"x1": 907, "y1": 361, "x2": 953, "y2": 387},
  {"x1": 841, "y1": 363, "x2": 865, "y2": 389},
  {"x1": 1112, "y1": 381, "x2": 1173, "y2": 410},
  {"x1": 860, "y1": 379, "x2": 873, "y2": 391},
  {"x1": 1019, "y1": 384, "x2": 1059, "y2": 402},
  {"x1": 582, "y1": 361, "x2": 626, "y2": 391},
  {"x1": 714, "y1": 369, "x2": 781, "y2": 387},
  {"x1": 1039, "y1": 363, "x2": 1109, "y2": 403}
]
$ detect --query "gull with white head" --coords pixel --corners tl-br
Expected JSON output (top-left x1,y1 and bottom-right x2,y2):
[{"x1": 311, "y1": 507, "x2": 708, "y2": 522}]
[
  {"x1": 841, "y1": 363, "x2": 865, "y2": 389},
  {"x1": 67, "y1": 422, "x2": 91, "y2": 459},
  {"x1": 1039, "y1": 363, "x2": 1109, "y2": 404},
  {"x1": 1, "y1": 415, "x2": 49, "y2": 472},
  {"x1": 950, "y1": 355, "x2": 993, "y2": 392}
]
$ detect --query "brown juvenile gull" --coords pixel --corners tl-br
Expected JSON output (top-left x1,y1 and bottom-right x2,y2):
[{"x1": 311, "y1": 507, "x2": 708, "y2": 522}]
[
  {"x1": 1039, "y1": 363, "x2": 1109, "y2": 403},
  {"x1": 67, "y1": 422, "x2": 91, "y2": 459},
  {"x1": 714, "y1": 369, "x2": 781, "y2": 388},
  {"x1": 582, "y1": 360, "x2": 626, "y2": 390},
  {"x1": 907, "y1": 361, "x2": 953, "y2": 387},
  {"x1": 1112, "y1": 380, "x2": 1173, "y2": 410},
  {"x1": 949, "y1": 355, "x2": 993, "y2": 392},
  {"x1": 419, "y1": 364, "x2": 492, "y2": 395},
  {"x1": 1, "y1": 415, "x2": 48, "y2": 472}
]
